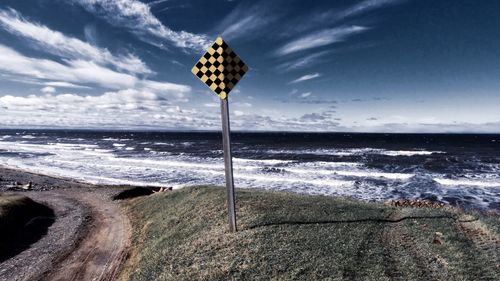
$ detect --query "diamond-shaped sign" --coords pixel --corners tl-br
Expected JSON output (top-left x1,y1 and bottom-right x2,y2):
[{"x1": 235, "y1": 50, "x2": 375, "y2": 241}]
[{"x1": 191, "y1": 37, "x2": 248, "y2": 100}]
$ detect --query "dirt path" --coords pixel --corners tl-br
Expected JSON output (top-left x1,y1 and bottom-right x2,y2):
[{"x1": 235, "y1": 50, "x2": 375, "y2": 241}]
[
  {"x1": 43, "y1": 191, "x2": 132, "y2": 281},
  {"x1": 0, "y1": 189, "x2": 131, "y2": 281}
]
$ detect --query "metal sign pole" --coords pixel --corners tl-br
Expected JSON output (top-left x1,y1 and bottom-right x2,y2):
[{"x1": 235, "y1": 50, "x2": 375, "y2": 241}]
[
  {"x1": 220, "y1": 97, "x2": 237, "y2": 232},
  {"x1": 192, "y1": 36, "x2": 247, "y2": 233}
]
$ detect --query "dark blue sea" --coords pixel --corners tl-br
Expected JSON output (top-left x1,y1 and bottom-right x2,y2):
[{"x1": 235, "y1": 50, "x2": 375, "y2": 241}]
[{"x1": 0, "y1": 129, "x2": 499, "y2": 211}]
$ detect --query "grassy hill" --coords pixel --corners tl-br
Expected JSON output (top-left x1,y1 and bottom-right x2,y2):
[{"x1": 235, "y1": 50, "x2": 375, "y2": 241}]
[
  {"x1": 0, "y1": 193, "x2": 54, "y2": 261},
  {"x1": 119, "y1": 186, "x2": 499, "y2": 281}
]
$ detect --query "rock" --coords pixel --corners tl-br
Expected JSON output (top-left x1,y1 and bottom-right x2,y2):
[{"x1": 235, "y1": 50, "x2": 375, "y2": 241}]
[
  {"x1": 433, "y1": 232, "x2": 444, "y2": 244},
  {"x1": 19, "y1": 181, "x2": 33, "y2": 190},
  {"x1": 387, "y1": 199, "x2": 446, "y2": 209}
]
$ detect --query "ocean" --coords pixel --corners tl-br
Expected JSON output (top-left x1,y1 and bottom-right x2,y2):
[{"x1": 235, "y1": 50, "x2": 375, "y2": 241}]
[{"x1": 0, "y1": 129, "x2": 499, "y2": 211}]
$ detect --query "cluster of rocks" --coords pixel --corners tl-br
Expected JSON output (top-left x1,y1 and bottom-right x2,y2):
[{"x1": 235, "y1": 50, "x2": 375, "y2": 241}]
[
  {"x1": 153, "y1": 186, "x2": 173, "y2": 193},
  {"x1": 0, "y1": 177, "x2": 57, "y2": 192},
  {"x1": 387, "y1": 199, "x2": 447, "y2": 209},
  {"x1": 1, "y1": 180, "x2": 33, "y2": 190}
]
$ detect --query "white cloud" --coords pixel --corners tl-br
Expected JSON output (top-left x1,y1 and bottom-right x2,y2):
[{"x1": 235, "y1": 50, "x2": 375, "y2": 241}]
[
  {"x1": 73, "y1": 0, "x2": 210, "y2": 51},
  {"x1": 0, "y1": 44, "x2": 189, "y2": 97},
  {"x1": 0, "y1": 44, "x2": 132, "y2": 88},
  {"x1": 0, "y1": 90, "x2": 217, "y2": 129},
  {"x1": 0, "y1": 8, "x2": 152, "y2": 75},
  {"x1": 301, "y1": 92, "x2": 312, "y2": 98},
  {"x1": 276, "y1": 26, "x2": 367, "y2": 55},
  {"x1": 348, "y1": 122, "x2": 500, "y2": 134},
  {"x1": 41, "y1": 86, "x2": 56, "y2": 93},
  {"x1": 289, "y1": 73, "x2": 321, "y2": 84},
  {"x1": 0, "y1": 90, "x2": 168, "y2": 112},
  {"x1": 44, "y1": 81, "x2": 91, "y2": 89},
  {"x1": 233, "y1": 110, "x2": 244, "y2": 116},
  {"x1": 148, "y1": 0, "x2": 169, "y2": 7},
  {"x1": 1, "y1": 90, "x2": 499, "y2": 133},
  {"x1": 233, "y1": 102, "x2": 253, "y2": 108}
]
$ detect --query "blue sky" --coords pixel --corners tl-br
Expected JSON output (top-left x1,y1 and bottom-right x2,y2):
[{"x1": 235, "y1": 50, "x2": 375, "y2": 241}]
[{"x1": 0, "y1": 0, "x2": 499, "y2": 132}]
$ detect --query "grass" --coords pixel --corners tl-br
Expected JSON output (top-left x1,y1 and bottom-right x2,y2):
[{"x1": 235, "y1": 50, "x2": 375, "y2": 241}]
[
  {"x1": 0, "y1": 193, "x2": 55, "y2": 262},
  {"x1": 119, "y1": 186, "x2": 499, "y2": 281}
]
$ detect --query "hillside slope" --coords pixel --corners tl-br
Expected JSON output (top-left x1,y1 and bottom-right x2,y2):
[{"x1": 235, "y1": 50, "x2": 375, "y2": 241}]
[{"x1": 120, "y1": 186, "x2": 499, "y2": 281}]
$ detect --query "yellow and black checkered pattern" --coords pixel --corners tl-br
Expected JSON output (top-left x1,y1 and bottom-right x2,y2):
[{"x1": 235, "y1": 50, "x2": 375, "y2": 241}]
[{"x1": 191, "y1": 37, "x2": 248, "y2": 100}]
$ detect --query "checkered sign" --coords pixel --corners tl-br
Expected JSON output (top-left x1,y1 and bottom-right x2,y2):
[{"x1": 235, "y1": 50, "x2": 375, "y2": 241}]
[{"x1": 191, "y1": 37, "x2": 248, "y2": 100}]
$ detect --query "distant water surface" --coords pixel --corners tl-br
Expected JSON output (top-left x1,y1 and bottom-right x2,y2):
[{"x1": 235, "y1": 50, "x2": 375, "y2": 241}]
[{"x1": 0, "y1": 130, "x2": 499, "y2": 211}]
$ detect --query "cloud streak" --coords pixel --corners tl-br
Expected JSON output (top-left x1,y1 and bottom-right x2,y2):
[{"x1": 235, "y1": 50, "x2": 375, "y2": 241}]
[
  {"x1": 289, "y1": 73, "x2": 322, "y2": 84},
  {"x1": 217, "y1": 1, "x2": 285, "y2": 41},
  {"x1": 277, "y1": 51, "x2": 330, "y2": 71},
  {"x1": 43, "y1": 82, "x2": 91, "y2": 89},
  {"x1": 72, "y1": 0, "x2": 210, "y2": 51},
  {"x1": 276, "y1": 26, "x2": 367, "y2": 55},
  {"x1": 338, "y1": 0, "x2": 403, "y2": 20},
  {"x1": 0, "y1": 8, "x2": 152, "y2": 75}
]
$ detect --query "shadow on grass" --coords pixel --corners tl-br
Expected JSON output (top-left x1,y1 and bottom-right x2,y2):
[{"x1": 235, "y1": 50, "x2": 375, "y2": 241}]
[
  {"x1": 0, "y1": 198, "x2": 55, "y2": 262},
  {"x1": 247, "y1": 215, "x2": 461, "y2": 229}
]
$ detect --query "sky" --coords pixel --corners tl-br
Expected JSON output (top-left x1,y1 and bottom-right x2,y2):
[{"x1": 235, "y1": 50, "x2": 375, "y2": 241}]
[{"x1": 0, "y1": 0, "x2": 499, "y2": 133}]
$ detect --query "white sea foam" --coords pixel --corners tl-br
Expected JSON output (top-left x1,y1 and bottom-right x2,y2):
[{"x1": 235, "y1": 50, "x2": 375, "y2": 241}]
[
  {"x1": 48, "y1": 143, "x2": 98, "y2": 149},
  {"x1": 109, "y1": 156, "x2": 225, "y2": 170},
  {"x1": 267, "y1": 148, "x2": 442, "y2": 157},
  {"x1": 380, "y1": 150, "x2": 443, "y2": 156},
  {"x1": 233, "y1": 172, "x2": 353, "y2": 188},
  {"x1": 233, "y1": 158, "x2": 293, "y2": 165},
  {"x1": 154, "y1": 142, "x2": 174, "y2": 146},
  {"x1": 287, "y1": 168, "x2": 413, "y2": 180},
  {"x1": 103, "y1": 138, "x2": 131, "y2": 141},
  {"x1": 434, "y1": 178, "x2": 500, "y2": 188},
  {"x1": 112, "y1": 143, "x2": 126, "y2": 147}
]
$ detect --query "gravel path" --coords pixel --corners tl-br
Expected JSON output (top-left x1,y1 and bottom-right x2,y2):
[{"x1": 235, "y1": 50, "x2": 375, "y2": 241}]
[
  {"x1": 0, "y1": 168, "x2": 132, "y2": 281},
  {"x1": 0, "y1": 191, "x2": 89, "y2": 281}
]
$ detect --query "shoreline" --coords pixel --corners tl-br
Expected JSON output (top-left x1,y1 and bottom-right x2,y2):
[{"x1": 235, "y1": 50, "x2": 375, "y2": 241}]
[
  {"x1": 1, "y1": 164, "x2": 498, "y2": 215},
  {"x1": 0, "y1": 165, "x2": 169, "y2": 192}
]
